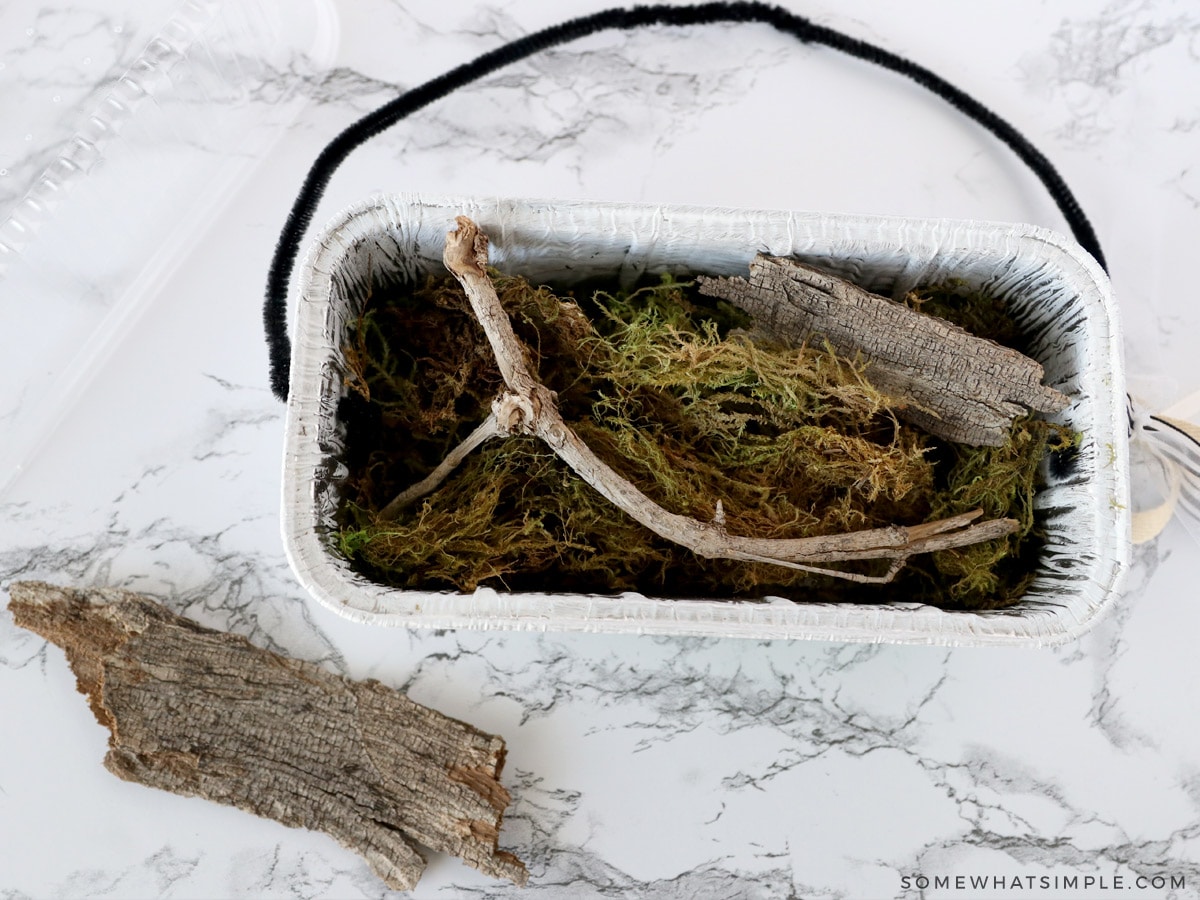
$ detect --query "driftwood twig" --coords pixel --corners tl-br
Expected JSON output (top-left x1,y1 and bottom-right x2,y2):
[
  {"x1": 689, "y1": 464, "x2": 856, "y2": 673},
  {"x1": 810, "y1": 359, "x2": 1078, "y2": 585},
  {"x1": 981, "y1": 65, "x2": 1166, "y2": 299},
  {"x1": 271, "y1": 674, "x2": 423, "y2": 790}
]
[
  {"x1": 698, "y1": 256, "x2": 1070, "y2": 447},
  {"x1": 8, "y1": 581, "x2": 528, "y2": 892},
  {"x1": 382, "y1": 216, "x2": 1019, "y2": 584}
]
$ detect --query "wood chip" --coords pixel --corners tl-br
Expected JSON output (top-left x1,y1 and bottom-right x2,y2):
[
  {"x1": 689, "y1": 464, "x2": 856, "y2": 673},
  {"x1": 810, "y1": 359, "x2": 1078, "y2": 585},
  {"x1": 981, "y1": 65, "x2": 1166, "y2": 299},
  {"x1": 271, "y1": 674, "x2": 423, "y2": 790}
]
[
  {"x1": 8, "y1": 581, "x2": 528, "y2": 892},
  {"x1": 698, "y1": 255, "x2": 1070, "y2": 446}
]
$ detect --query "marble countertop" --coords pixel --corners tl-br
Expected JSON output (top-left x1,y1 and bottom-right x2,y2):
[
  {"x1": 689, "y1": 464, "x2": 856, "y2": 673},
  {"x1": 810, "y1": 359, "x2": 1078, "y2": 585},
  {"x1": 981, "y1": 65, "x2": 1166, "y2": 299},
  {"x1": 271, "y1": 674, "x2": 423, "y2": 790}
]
[{"x1": 3, "y1": 1, "x2": 1199, "y2": 897}]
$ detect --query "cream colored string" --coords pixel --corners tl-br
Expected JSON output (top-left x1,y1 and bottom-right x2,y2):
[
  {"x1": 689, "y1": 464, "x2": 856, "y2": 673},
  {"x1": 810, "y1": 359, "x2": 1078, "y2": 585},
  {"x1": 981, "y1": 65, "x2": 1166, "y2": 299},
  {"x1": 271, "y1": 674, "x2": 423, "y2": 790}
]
[{"x1": 1129, "y1": 388, "x2": 1200, "y2": 544}]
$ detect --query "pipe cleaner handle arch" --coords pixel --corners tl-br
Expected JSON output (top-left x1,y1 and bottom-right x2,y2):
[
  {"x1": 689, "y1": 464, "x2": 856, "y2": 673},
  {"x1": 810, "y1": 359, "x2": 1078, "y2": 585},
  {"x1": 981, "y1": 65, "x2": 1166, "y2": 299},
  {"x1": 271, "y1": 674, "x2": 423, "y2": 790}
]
[{"x1": 263, "y1": 0, "x2": 1106, "y2": 401}]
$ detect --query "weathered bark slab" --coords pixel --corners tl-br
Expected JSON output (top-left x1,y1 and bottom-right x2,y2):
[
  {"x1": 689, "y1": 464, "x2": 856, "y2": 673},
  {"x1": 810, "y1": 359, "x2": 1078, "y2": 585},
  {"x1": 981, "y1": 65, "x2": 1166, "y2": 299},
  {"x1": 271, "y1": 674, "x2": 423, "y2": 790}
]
[
  {"x1": 8, "y1": 581, "x2": 527, "y2": 892},
  {"x1": 698, "y1": 256, "x2": 1070, "y2": 446}
]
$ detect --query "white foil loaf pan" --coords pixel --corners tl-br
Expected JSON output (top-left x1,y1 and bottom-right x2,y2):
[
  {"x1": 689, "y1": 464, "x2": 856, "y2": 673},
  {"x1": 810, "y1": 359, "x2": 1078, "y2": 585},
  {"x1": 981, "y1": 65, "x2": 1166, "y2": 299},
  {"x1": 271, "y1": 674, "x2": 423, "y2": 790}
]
[{"x1": 282, "y1": 194, "x2": 1129, "y2": 646}]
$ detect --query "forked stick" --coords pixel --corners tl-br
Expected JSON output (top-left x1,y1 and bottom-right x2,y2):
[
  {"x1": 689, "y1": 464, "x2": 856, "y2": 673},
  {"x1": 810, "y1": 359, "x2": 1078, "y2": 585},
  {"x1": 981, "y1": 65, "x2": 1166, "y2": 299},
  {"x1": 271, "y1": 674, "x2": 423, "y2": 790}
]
[{"x1": 384, "y1": 216, "x2": 1018, "y2": 584}]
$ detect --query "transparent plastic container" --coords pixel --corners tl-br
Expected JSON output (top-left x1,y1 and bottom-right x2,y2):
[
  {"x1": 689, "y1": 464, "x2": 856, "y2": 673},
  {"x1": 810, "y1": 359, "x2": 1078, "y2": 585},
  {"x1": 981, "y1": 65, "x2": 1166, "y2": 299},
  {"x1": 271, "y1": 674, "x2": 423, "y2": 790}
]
[{"x1": 0, "y1": 0, "x2": 339, "y2": 496}]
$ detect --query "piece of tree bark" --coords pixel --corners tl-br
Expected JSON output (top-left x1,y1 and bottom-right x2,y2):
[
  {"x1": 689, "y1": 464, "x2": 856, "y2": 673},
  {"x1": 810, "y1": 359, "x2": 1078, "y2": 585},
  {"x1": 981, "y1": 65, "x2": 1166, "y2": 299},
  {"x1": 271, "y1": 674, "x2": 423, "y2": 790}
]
[
  {"x1": 697, "y1": 256, "x2": 1070, "y2": 447},
  {"x1": 7, "y1": 581, "x2": 527, "y2": 892}
]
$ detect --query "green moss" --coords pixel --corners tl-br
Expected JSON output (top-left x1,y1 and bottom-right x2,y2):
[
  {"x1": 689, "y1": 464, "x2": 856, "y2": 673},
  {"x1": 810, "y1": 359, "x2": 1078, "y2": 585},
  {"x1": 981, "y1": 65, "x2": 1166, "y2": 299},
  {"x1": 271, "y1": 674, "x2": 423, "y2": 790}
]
[
  {"x1": 909, "y1": 417, "x2": 1075, "y2": 607},
  {"x1": 334, "y1": 268, "x2": 1071, "y2": 608}
]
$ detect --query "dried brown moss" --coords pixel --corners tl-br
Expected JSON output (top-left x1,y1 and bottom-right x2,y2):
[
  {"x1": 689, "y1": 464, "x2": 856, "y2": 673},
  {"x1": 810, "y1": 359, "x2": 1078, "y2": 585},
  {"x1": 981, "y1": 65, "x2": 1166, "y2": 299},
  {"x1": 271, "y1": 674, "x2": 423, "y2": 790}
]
[{"x1": 335, "y1": 269, "x2": 1071, "y2": 608}]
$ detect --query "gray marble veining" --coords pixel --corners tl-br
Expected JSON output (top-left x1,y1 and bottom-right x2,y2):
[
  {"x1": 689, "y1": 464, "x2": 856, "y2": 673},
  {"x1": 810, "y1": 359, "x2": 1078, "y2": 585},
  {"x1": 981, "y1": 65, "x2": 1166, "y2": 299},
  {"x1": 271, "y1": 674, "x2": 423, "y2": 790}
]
[{"x1": 2, "y1": 1, "x2": 1199, "y2": 897}]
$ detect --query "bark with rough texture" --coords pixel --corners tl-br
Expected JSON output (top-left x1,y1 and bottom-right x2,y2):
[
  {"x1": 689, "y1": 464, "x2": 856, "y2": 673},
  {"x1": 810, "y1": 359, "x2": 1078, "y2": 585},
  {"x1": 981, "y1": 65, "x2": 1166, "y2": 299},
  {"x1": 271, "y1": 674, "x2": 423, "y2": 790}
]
[
  {"x1": 698, "y1": 256, "x2": 1070, "y2": 447},
  {"x1": 7, "y1": 581, "x2": 527, "y2": 892}
]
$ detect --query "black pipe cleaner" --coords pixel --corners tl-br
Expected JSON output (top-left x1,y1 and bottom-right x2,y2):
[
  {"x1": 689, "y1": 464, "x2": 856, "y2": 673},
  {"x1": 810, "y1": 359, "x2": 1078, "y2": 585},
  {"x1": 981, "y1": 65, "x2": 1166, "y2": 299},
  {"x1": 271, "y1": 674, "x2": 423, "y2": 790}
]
[{"x1": 264, "y1": 1, "x2": 1106, "y2": 401}]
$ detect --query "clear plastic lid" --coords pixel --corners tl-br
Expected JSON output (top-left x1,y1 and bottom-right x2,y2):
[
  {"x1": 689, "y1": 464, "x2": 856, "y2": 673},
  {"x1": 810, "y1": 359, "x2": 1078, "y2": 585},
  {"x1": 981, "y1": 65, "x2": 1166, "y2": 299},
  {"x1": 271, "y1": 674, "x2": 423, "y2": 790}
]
[{"x1": 0, "y1": 0, "x2": 339, "y2": 496}]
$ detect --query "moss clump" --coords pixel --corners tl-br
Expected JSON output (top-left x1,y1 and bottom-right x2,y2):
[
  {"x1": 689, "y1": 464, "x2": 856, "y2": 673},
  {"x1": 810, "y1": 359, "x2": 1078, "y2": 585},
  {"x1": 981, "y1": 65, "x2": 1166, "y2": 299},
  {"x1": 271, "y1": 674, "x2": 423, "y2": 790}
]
[{"x1": 335, "y1": 269, "x2": 1072, "y2": 608}]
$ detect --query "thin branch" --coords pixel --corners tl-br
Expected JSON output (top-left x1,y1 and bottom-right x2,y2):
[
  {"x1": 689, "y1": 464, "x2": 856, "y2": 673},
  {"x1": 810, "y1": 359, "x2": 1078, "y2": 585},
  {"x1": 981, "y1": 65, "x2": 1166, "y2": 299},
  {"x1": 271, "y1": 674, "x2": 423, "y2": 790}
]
[{"x1": 437, "y1": 216, "x2": 1019, "y2": 584}]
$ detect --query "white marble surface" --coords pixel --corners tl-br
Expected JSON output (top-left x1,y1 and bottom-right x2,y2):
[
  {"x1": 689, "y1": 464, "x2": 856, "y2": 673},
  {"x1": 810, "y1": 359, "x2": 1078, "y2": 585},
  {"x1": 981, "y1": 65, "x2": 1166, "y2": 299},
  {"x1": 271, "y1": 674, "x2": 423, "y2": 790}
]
[{"x1": 2, "y1": 1, "x2": 1199, "y2": 897}]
